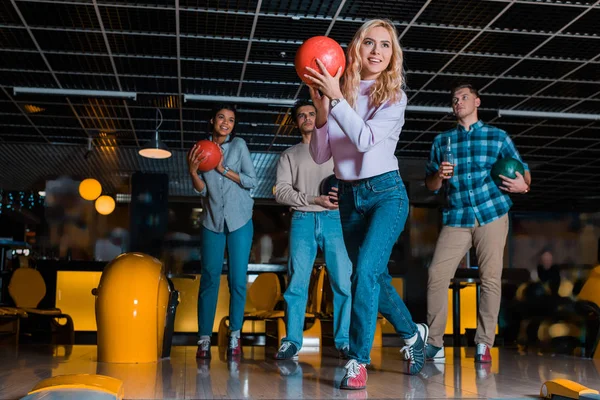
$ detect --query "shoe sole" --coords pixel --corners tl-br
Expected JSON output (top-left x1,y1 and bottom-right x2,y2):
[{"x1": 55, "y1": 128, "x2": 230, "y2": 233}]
[
  {"x1": 427, "y1": 357, "x2": 446, "y2": 363},
  {"x1": 340, "y1": 384, "x2": 366, "y2": 390},
  {"x1": 274, "y1": 354, "x2": 299, "y2": 360}
]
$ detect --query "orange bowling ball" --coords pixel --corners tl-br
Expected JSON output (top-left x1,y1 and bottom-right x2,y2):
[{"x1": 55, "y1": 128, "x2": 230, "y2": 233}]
[
  {"x1": 295, "y1": 36, "x2": 346, "y2": 85},
  {"x1": 193, "y1": 140, "x2": 221, "y2": 172}
]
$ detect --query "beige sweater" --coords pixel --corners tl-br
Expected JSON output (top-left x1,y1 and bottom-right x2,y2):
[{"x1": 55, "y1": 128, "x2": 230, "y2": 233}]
[{"x1": 275, "y1": 142, "x2": 335, "y2": 212}]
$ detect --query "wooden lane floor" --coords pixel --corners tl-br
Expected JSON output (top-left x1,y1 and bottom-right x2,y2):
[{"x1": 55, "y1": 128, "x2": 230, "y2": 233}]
[{"x1": 1, "y1": 345, "x2": 600, "y2": 399}]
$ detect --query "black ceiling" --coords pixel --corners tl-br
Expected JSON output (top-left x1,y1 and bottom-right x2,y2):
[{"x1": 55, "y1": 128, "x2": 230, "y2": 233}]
[{"x1": 0, "y1": 0, "x2": 599, "y2": 211}]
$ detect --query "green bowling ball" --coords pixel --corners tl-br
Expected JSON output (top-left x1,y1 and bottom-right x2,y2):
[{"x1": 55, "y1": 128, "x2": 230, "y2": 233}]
[{"x1": 491, "y1": 157, "x2": 525, "y2": 186}]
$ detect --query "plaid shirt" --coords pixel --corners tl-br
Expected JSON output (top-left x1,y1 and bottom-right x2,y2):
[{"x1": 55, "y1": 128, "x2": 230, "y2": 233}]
[{"x1": 426, "y1": 120, "x2": 529, "y2": 227}]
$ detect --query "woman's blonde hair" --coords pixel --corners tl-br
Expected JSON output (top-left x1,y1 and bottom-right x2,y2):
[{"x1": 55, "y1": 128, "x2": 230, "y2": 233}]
[{"x1": 341, "y1": 19, "x2": 405, "y2": 109}]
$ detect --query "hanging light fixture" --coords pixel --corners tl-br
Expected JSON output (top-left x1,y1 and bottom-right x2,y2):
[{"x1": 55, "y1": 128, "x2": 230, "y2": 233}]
[
  {"x1": 139, "y1": 108, "x2": 171, "y2": 159},
  {"x1": 79, "y1": 178, "x2": 102, "y2": 201},
  {"x1": 95, "y1": 195, "x2": 116, "y2": 215}
]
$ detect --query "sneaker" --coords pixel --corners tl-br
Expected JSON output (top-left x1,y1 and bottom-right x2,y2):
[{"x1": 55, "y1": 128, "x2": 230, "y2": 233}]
[
  {"x1": 196, "y1": 338, "x2": 211, "y2": 359},
  {"x1": 401, "y1": 323, "x2": 428, "y2": 360},
  {"x1": 227, "y1": 359, "x2": 240, "y2": 378},
  {"x1": 196, "y1": 358, "x2": 211, "y2": 378},
  {"x1": 475, "y1": 343, "x2": 492, "y2": 363},
  {"x1": 274, "y1": 342, "x2": 299, "y2": 360},
  {"x1": 340, "y1": 359, "x2": 368, "y2": 390},
  {"x1": 419, "y1": 362, "x2": 445, "y2": 379},
  {"x1": 475, "y1": 362, "x2": 492, "y2": 379},
  {"x1": 275, "y1": 359, "x2": 301, "y2": 376},
  {"x1": 227, "y1": 335, "x2": 242, "y2": 358},
  {"x1": 425, "y1": 344, "x2": 445, "y2": 362},
  {"x1": 403, "y1": 323, "x2": 428, "y2": 375},
  {"x1": 338, "y1": 345, "x2": 350, "y2": 360}
]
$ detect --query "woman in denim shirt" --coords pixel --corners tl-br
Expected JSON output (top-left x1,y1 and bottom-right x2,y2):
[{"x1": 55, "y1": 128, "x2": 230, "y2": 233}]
[{"x1": 187, "y1": 104, "x2": 257, "y2": 360}]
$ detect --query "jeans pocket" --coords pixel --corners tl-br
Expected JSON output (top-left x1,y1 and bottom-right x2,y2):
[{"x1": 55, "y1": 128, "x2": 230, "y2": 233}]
[
  {"x1": 369, "y1": 175, "x2": 400, "y2": 193},
  {"x1": 292, "y1": 211, "x2": 307, "y2": 220},
  {"x1": 324, "y1": 210, "x2": 341, "y2": 219}
]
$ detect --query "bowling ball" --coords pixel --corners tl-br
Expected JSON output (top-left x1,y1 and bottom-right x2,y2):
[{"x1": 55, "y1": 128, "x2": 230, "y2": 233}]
[
  {"x1": 295, "y1": 36, "x2": 346, "y2": 85},
  {"x1": 193, "y1": 140, "x2": 221, "y2": 172},
  {"x1": 491, "y1": 157, "x2": 525, "y2": 186},
  {"x1": 320, "y1": 174, "x2": 339, "y2": 204}
]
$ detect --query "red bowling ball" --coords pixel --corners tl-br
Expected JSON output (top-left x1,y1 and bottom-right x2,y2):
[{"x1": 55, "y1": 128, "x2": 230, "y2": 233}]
[
  {"x1": 295, "y1": 36, "x2": 346, "y2": 85},
  {"x1": 193, "y1": 140, "x2": 221, "y2": 172}
]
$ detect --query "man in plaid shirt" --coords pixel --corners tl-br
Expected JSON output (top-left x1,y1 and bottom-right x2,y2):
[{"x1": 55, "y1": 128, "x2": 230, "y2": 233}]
[{"x1": 423, "y1": 84, "x2": 531, "y2": 364}]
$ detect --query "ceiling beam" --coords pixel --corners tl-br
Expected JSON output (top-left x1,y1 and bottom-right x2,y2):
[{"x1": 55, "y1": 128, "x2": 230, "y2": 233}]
[
  {"x1": 409, "y1": 0, "x2": 517, "y2": 102},
  {"x1": 398, "y1": 0, "x2": 432, "y2": 40},
  {"x1": 479, "y1": 1, "x2": 600, "y2": 93},
  {"x1": 2, "y1": 46, "x2": 598, "y2": 67},
  {"x1": 175, "y1": 0, "x2": 184, "y2": 149},
  {"x1": 12, "y1": 1, "x2": 600, "y2": 39},
  {"x1": 504, "y1": 53, "x2": 600, "y2": 111},
  {"x1": 12, "y1": 87, "x2": 137, "y2": 98},
  {"x1": 9, "y1": 0, "x2": 90, "y2": 142},
  {"x1": 92, "y1": 0, "x2": 140, "y2": 147},
  {"x1": 3, "y1": 64, "x2": 598, "y2": 87},
  {"x1": 3, "y1": 22, "x2": 599, "y2": 57},
  {"x1": 236, "y1": 0, "x2": 263, "y2": 97}
]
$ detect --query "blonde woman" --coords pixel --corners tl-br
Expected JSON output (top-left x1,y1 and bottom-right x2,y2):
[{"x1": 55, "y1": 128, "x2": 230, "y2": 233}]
[{"x1": 306, "y1": 19, "x2": 428, "y2": 389}]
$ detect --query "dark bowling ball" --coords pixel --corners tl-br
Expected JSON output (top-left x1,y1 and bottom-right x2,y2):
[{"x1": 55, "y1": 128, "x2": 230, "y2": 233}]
[
  {"x1": 319, "y1": 174, "x2": 339, "y2": 204},
  {"x1": 550, "y1": 336, "x2": 580, "y2": 355},
  {"x1": 491, "y1": 157, "x2": 525, "y2": 186}
]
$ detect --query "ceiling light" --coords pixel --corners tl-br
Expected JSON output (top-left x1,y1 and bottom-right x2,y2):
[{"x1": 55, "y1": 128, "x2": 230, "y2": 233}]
[
  {"x1": 95, "y1": 195, "x2": 116, "y2": 215},
  {"x1": 139, "y1": 108, "x2": 172, "y2": 159},
  {"x1": 23, "y1": 104, "x2": 45, "y2": 114},
  {"x1": 79, "y1": 178, "x2": 102, "y2": 201},
  {"x1": 13, "y1": 87, "x2": 137, "y2": 100}
]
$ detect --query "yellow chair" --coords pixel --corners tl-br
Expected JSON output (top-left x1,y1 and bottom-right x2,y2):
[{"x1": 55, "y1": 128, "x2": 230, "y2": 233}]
[
  {"x1": 8, "y1": 266, "x2": 74, "y2": 344},
  {"x1": 217, "y1": 272, "x2": 284, "y2": 347},
  {"x1": 269, "y1": 266, "x2": 324, "y2": 352},
  {"x1": 0, "y1": 306, "x2": 26, "y2": 345},
  {"x1": 575, "y1": 265, "x2": 600, "y2": 358},
  {"x1": 219, "y1": 267, "x2": 325, "y2": 351}
]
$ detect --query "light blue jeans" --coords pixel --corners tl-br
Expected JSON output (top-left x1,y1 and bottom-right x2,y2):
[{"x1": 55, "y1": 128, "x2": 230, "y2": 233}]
[
  {"x1": 282, "y1": 210, "x2": 352, "y2": 350},
  {"x1": 338, "y1": 170, "x2": 417, "y2": 364},
  {"x1": 198, "y1": 219, "x2": 253, "y2": 337}
]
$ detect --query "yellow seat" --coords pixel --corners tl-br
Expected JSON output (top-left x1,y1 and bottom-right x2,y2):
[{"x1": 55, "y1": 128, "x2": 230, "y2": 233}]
[
  {"x1": 218, "y1": 267, "x2": 325, "y2": 351},
  {"x1": 218, "y1": 272, "x2": 284, "y2": 347},
  {"x1": 575, "y1": 265, "x2": 600, "y2": 358},
  {"x1": 8, "y1": 266, "x2": 74, "y2": 344}
]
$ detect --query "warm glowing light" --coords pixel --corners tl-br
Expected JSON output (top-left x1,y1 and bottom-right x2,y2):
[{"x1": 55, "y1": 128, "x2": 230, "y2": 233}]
[
  {"x1": 79, "y1": 179, "x2": 102, "y2": 201},
  {"x1": 138, "y1": 148, "x2": 172, "y2": 159},
  {"x1": 23, "y1": 104, "x2": 45, "y2": 114},
  {"x1": 95, "y1": 195, "x2": 116, "y2": 215}
]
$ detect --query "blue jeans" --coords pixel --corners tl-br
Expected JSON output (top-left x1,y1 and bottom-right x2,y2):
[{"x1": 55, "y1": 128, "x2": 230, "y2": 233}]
[
  {"x1": 198, "y1": 219, "x2": 254, "y2": 337},
  {"x1": 282, "y1": 210, "x2": 352, "y2": 350},
  {"x1": 338, "y1": 170, "x2": 417, "y2": 364}
]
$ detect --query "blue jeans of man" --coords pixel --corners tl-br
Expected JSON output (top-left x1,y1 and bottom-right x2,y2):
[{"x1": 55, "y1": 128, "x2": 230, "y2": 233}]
[
  {"x1": 198, "y1": 219, "x2": 254, "y2": 337},
  {"x1": 282, "y1": 210, "x2": 352, "y2": 350},
  {"x1": 338, "y1": 170, "x2": 417, "y2": 364}
]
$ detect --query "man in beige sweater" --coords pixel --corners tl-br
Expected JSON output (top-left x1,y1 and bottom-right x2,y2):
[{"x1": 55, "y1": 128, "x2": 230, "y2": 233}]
[{"x1": 274, "y1": 100, "x2": 352, "y2": 360}]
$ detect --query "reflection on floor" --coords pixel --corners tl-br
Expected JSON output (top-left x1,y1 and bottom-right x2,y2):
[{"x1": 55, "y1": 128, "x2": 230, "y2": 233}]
[{"x1": 1, "y1": 345, "x2": 600, "y2": 399}]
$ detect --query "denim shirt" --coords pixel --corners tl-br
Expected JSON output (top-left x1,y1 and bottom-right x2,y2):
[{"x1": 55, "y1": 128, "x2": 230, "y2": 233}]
[{"x1": 195, "y1": 136, "x2": 257, "y2": 233}]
